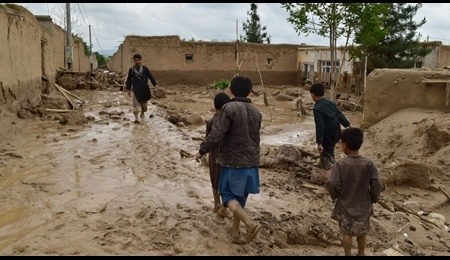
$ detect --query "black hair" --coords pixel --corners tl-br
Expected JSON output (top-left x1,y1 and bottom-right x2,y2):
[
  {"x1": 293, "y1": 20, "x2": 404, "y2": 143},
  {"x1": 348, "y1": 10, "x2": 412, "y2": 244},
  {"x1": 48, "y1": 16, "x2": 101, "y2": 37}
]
[
  {"x1": 214, "y1": 92, "x2": 231, "y2": 109},
  {"x1": 133, "y1": 53, "x2": 142, "y2": 60},
  {"x1": 341, "y1": 127, "x2": 364, "y2": 151},
  {"x1": 310, "y1": 83, "x2": 325, "y2": 97},
  {"x1": 230, "y1": 75, "x2": 252, "y2": 97}
]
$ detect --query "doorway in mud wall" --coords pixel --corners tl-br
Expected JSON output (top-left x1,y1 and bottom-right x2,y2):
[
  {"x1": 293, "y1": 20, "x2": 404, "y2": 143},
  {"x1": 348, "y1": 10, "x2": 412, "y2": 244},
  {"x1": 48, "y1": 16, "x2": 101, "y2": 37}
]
[
  {"x1": 41, "y1": 37, "x2": 50, "y2": 94},
  {"x1": 302, "y1": 62, "x2": 315, "y2": 83}
]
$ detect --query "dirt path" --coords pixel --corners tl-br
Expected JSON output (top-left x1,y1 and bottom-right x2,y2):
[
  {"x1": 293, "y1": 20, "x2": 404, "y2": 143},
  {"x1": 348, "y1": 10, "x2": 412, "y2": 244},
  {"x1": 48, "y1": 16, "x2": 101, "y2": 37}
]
[{"x1": 1, "y1": 85, "x2": 449, "y2": 256}]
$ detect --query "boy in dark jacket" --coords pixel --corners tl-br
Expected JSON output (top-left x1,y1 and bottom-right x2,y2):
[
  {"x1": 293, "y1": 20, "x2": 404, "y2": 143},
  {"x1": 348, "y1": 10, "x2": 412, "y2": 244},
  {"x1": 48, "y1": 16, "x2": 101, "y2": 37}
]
[
  {"x1": 126, "y1": 53, "x2": 159, "y2": 123},
  {"x1": 194, "y1": 75, "x2": 262, "y2": 244},
  {"x1": 310, "y1": 83, "x2": 351, "y2": 169}
]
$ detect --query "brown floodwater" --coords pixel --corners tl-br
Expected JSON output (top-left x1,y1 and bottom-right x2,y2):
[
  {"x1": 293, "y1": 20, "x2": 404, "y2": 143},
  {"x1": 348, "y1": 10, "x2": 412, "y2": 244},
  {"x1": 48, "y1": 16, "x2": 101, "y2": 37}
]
[{"x1": 0, "y1": 86, "x2": 363, "y2": 255}]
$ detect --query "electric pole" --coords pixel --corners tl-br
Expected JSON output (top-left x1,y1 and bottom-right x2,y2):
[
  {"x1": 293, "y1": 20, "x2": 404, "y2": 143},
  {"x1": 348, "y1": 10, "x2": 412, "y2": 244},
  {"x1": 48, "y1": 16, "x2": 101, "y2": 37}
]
[
  {"x1": 89, "y1": 24, "x2": 93, "y2": 70},
  {"x1": 65, "y1": 3, "x2": 73, "y2": 70}
]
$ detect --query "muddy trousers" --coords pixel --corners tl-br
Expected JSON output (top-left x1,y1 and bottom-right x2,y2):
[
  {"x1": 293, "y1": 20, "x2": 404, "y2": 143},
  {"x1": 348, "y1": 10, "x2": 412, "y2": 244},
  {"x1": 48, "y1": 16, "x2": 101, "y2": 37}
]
[
  {"x1": 132, "y1": 93, "x2": 148, "y2": 115},
  {"x1": 320, "y1": 123, "x2": 341, "y2": 170}
]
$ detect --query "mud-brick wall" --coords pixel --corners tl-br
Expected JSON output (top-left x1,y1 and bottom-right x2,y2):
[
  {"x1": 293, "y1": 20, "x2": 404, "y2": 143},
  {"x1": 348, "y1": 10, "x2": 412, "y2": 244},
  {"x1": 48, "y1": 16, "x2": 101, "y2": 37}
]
[
  {"x1": 109, "y1": 35, "x2": 300, "y2": 86},
  {"x1": 38, "y1": 16, "x2": 91, "y2": 75},
  {"x1": 437, "y1": 45, "x2": 450, "y2": 68},
  {"x1": 0, "y1": 4, "x2": 94, "y2": 115},
  {"x1": 73, "y1": 38, "x2": 90, "y2": 72},
  {"x1": 0, "y1": 5, "x2": 42, "y2": 113},
  {"x1": 363, "y1": 69, "x2": 450, "y2": 128},
  {"x1": 37, "y1": 15, "x2": 65, "y2": 81}
]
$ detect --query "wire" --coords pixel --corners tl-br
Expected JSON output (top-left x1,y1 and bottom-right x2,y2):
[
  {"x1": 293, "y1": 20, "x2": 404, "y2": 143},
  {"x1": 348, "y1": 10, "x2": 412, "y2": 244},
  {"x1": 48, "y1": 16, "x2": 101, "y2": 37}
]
[
  {"x1": 76, "y1": 3, "x2": 89, "y2": 27},
  {"x1": 427, "y1": 36, "x2": 450, "y2": 43},
  {"x1": 79, "y1": 3, "x2": 106, "y2": 57}
]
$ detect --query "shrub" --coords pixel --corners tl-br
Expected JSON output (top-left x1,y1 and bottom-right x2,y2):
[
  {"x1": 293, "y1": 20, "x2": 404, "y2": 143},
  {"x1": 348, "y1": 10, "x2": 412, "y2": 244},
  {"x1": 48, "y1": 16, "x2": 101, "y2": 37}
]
[{"x1": 214, "y1": 79, "x2": 230, "y2": 90}]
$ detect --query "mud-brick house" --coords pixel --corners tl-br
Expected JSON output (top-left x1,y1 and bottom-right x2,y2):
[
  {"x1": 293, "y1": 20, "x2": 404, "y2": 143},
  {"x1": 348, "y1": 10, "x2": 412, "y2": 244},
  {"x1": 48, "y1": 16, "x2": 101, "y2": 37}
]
[
  {"x1": 107, "y1": 35, "x2": 304, "y2": 87},
  {"x1": 297, "y1": 45, "x2": 360, "y2": 92},
  {"x1": 418, "y1": 41, "x2": 450, "y2": 69},
  {"x1": 297, "y1": 41, "x2": 450, "y2": 92}
]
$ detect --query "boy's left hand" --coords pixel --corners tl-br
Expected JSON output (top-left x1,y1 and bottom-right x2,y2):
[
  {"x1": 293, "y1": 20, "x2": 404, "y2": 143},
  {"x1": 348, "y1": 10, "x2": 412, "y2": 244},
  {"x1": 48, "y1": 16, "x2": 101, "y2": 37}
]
[
  {"x1": 194, "y1": 152, "x2": 202, "y2": 163},
  {"x1": 317, "y1": 143, "x2": 323, "y2": 153}
]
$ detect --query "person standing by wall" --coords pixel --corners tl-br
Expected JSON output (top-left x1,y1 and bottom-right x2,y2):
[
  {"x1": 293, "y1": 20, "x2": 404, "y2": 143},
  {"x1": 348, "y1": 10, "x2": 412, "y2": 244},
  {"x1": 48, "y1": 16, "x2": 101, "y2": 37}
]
[{"x1": 126, "y1": 53, "x2": 159, "y2": 123}]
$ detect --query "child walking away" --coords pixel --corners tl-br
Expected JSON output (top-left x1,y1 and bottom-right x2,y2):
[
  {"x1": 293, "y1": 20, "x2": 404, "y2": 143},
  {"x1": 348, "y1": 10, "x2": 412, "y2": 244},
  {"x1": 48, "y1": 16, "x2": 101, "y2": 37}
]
[
  {"x1": 206, "y1": 92, "x2": 232, "y2": 218},
  {"x1": 309, "y1": 83, "x2": 351, "y2": 170},
  {"x1": 325, "y1": 127, "x2": 382, "y2": 256},
  {"x1": 194, "y1": 75, "x2": 262, "y2": 244}
]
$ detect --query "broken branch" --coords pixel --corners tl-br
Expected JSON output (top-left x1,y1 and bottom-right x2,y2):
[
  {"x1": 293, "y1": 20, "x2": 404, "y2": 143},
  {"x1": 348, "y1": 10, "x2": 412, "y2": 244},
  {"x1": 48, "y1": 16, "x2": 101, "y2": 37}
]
[{"x1": 51, "y1": 81, "x2": 78, "y2": 110}]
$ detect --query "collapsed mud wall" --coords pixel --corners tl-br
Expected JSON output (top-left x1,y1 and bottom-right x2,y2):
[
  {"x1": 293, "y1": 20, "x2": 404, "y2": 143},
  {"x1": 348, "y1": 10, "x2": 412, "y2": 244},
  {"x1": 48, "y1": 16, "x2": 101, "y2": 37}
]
[
  {"x1": 108, "y1": 35, "x2": 300, "y2": 86},
  {"x1": 363, "y1": 68, "x2": 450, "y2": 128},
  {"x1": 0, "y1": 4, "x2": 92, "y2": 115}
]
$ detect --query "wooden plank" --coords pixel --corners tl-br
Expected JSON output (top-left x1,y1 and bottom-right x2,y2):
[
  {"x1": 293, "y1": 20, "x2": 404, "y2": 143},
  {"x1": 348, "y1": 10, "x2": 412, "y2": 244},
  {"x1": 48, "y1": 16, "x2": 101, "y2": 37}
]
[
  {"x1": 45, "y1": 108, "x2": 72, "y2": 113},
  {"x1": 422, "y1": 79, "x2": 450, "y2": 83},
  {"x1": 89, "y1": 76, "x2": 107, "y2": 89},
  {"x1": 58, "y1": 87, "x2": 86, "y2": 103},
  {"x1": 51, "y1": 81, "x2": 78, "y2": 110}
]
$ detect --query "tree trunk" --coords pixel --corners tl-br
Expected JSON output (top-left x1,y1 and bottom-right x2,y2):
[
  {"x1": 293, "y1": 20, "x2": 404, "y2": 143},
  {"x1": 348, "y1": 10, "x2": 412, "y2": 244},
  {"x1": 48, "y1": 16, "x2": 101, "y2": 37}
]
[{"x1": 329, "y1": 3, "x2": 336, "y2": 101}]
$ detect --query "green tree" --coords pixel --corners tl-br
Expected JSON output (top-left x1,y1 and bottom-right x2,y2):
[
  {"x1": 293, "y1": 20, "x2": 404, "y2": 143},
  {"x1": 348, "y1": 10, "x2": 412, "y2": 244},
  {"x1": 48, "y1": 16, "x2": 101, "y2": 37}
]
[
  {"x1": 94, "y1": 52, "x2": 107, "y2": 66},
  {"x1": 241, "y1": 3, "x2": 271, "y2": 44},
  {"x1": 72, "y1": 33, "x2": 90, "y2": 56},
  {"x1": 350, "y1": 3, "x2": 432, "y2": 73},
  {"x1": 281, "y1": 3, "x2": 390, "y2": 99},
  {"x1": 72, "y1": 33, "x2": 107, "y2": 67}
]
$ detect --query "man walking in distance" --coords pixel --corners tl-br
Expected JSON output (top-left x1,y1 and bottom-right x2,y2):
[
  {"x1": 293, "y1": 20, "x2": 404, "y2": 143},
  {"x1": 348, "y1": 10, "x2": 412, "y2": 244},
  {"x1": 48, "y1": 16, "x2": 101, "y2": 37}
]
[
  {"x1": 126, "y1": 53, "x2": 159, "y2": 123},
  {"x1": 195, "y1": 75, "x2": 262, "y2": 244}
]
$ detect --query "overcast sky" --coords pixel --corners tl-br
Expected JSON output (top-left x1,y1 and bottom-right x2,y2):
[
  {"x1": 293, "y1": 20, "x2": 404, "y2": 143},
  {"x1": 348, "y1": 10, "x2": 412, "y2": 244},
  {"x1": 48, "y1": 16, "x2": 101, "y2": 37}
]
[{"x1": 7, "y1": 3, "x2": 450, "y2": 57}]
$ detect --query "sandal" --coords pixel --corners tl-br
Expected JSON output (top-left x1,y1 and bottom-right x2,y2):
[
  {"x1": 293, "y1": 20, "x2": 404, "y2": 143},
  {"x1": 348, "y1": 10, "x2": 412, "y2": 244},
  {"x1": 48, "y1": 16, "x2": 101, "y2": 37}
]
[{"x1": 245, "y1": 223, "x2": 262, "y2": 243}]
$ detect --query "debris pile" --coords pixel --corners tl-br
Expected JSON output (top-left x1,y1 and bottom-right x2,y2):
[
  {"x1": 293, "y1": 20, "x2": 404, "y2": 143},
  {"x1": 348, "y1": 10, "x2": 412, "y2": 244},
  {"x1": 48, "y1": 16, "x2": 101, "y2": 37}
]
[{"x1": 55, "y1": 68, "x2": 127, "y2": 91}]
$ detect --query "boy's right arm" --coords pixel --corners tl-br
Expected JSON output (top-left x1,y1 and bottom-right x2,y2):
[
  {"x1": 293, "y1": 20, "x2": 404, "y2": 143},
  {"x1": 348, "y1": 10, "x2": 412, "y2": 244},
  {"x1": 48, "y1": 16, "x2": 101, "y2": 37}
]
[
  {"x1": 126, "y1": 68, "x2": 132, "y2": 91},
  {"x1": 369, "y1": 163, "x2": 382, "y2": 203},
  {"x1": 325, "y1": 164, "x2": 341, "y2": 200},
  {"x1": 199, "y1": 109, "x2": 230, "y2": 156}
]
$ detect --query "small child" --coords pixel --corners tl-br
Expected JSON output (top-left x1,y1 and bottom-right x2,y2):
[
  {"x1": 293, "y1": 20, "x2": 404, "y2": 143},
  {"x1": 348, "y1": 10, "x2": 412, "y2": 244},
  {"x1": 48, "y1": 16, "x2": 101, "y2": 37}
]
[
  {"x1": 206, "y1": 92, "x2": 231, "y2": 218},
  {"x1": 325, "y1": 127, "x2": 382, "y2": 256},
  {"x1": 310, "y1": 83, "x2": 351, "y2": 170}
]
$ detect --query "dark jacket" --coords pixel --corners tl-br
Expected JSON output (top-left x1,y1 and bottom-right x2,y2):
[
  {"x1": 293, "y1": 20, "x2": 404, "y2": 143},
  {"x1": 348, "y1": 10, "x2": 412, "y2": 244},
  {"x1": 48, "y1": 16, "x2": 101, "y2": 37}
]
[
  {"x1": 313, "y1": 98, "x2": 350, "y2": 144},
  {"x1": 126, "y1": 65, "x2": 158, "y2": 103},
  {"x1": 199, "y1": 97, "x2": 262, "y2": 168}
]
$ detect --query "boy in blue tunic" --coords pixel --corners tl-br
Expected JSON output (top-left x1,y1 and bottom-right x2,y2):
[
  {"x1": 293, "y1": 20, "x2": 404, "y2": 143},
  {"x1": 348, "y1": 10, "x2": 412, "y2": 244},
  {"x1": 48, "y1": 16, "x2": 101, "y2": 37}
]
[{"x1": 195, "y1": 75, "x2": 262, "y2": 244}]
